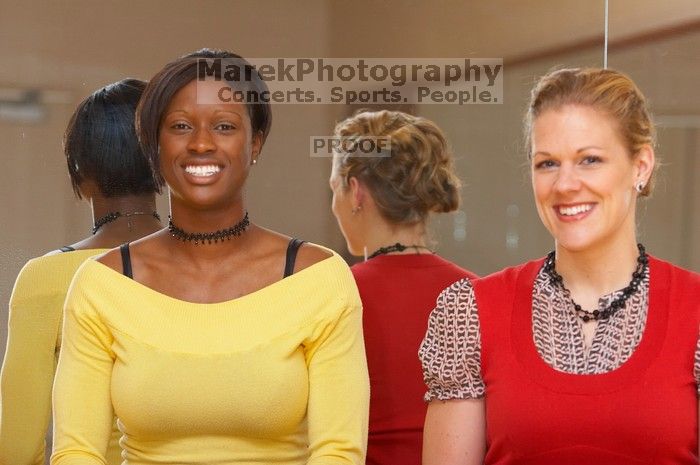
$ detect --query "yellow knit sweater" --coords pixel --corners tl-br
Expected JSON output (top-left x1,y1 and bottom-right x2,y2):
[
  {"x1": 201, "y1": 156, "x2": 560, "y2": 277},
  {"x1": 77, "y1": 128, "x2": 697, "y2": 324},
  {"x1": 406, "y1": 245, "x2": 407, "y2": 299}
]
[
  {"x1": 0, "y1": 249, "x2": 121, "y2": 465},
  {"x1": 51, "y1": 250, "x2": 369, "y2": 465}
]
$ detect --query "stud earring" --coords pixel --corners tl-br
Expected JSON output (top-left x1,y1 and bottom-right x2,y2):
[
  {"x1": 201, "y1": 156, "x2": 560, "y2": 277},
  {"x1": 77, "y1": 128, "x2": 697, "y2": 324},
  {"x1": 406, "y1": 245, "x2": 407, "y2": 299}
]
[
  {"x1": 635, "y1": 181, "x2": 645, "y2": 193},
  {"x1": 351, "y1": 205, "x2": 362, "y2": 215},
  {"x1": 252, "y1": 159, "x2": 257, "y2": 165}
]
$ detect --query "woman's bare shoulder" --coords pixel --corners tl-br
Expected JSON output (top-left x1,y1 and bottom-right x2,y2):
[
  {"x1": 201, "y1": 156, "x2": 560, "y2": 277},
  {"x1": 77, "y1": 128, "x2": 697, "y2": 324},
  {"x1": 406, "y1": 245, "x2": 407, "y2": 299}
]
[
  {"x1": 95, "y1": 232, "x2": 168, "y2": 273},
  {"x1": 95, "y1": 248, "x2": 122, "y2": 272},
  {"x1": 294, "y1": 243, "x2": 333, "y2": 273},
  {"x1": 255, "y1": 227, "x2": 334, "y2": 274}
]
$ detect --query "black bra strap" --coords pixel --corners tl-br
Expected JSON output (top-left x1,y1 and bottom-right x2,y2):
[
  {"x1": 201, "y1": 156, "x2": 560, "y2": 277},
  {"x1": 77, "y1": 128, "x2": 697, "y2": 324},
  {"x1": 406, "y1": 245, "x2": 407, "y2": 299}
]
[
  {"x1": 59, "y1": 246, "x2": 75, "y2": 253},
  {"x1": 120, "y1": 240, "x2": 301, "y2": 280},
  {"x1": 120, "y1": 243, "x2": 133, "y2": 279},
  {"x1": 283, "y1": 239, "x2": 305, "y2": 278}
]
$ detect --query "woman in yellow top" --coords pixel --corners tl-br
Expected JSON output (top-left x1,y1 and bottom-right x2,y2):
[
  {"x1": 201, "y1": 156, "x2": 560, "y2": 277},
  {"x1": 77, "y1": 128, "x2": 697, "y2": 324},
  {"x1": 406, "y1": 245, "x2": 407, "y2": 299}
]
[
  {"x1": 0, "y1": 79, "x2": 162, "y2": 465},
  {"x1": 51, "y1": 49, "x2": 369, "y2": 465}
]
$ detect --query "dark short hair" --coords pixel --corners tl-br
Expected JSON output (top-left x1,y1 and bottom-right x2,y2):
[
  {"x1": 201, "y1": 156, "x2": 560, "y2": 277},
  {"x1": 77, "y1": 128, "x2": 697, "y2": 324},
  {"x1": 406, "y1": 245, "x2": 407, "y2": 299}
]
[
  {"x1": 136, "y1": 48, "x2": 273, "y2": 190},
  {"x1": 65, "y1": 78, "x2": 156, "y2": 198}
]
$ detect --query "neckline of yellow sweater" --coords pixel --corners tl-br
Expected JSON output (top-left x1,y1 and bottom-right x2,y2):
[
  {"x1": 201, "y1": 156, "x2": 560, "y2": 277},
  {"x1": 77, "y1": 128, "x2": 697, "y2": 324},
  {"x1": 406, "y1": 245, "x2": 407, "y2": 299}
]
[{"x1": 82, "y1": 251, "x2": 346, "y2": 308}]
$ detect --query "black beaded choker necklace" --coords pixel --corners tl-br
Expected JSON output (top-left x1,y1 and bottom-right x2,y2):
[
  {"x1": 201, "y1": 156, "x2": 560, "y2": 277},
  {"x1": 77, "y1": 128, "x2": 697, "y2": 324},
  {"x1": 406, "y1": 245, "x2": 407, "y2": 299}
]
[
  {"x1": 168, "y1": 211, "x2": 250, "y2": 245},
  {"x1": 92, "y1": 211, "x2": 161, "y2": 235},
  {"x1": 368, "y1": 242, "x2": 432, "y2": 260},
  {"x1": 542, "y1": 243, "x2": 648, "y2": 322}
]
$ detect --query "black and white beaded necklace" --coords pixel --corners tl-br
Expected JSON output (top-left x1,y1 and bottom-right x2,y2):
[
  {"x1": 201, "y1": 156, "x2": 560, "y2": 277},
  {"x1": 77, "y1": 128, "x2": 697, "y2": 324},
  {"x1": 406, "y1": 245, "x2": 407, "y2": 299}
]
[{"x1": 542, "y1": 243, "x2": 648, "y2": 322}]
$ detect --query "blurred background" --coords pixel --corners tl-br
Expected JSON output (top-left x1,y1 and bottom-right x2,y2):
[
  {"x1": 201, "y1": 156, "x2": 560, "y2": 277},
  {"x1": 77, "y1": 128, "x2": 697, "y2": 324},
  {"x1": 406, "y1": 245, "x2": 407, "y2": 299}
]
[{"x1": 2, "y1": 0, "x2": 699, "y2": 365}]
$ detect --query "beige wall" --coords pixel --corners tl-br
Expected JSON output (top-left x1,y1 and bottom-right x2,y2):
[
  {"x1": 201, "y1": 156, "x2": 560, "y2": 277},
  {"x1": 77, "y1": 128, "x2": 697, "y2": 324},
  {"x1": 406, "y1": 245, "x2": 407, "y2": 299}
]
[
  {"x1": 327, "y1": 0, "x2": 700, "y2": 273},
  {"x1": 2, "y1": 0, "x2": 699, "y2": 362}
]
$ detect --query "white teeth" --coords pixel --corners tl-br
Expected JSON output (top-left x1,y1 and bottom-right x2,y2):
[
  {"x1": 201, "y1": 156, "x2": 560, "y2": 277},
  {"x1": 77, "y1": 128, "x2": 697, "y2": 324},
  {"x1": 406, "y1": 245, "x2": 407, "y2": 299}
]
[
  {"x1": 184, "y1": 165, "x2": 220, "y2": 177},
  {"x1": 559, "y1": 204, "x2": 593, "y2": 216}
]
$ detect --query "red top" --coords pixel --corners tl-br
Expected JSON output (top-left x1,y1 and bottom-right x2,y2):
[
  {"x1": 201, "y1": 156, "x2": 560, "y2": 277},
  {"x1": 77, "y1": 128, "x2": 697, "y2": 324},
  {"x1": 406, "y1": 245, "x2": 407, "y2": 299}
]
[
  {"x1": 473, "y1": 256, "x2": 700, "y2": 465},
  {"x1": 352, "y1": 254, "x2": 477, "y2": 465}
]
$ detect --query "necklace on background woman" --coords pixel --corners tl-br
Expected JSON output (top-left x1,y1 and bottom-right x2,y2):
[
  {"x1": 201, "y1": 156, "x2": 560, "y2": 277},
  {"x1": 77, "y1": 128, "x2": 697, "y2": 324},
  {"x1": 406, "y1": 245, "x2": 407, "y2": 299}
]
[
  {"x1": 367, "y1": 242, "x2": 433, "y2": 260},
  {"x1": 92, "y1": 211, "x2": 161, "y2": 234},
  {"x1": 542, "y1": 243, "x2": 648, "y2": 322}
]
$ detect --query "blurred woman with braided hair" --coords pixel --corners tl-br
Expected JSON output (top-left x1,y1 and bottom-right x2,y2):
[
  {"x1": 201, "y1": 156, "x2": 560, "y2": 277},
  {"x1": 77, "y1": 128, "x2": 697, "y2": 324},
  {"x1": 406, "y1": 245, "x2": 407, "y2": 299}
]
[{"x1": 329, "y1": 110, "x2": 477, "y2": 465}]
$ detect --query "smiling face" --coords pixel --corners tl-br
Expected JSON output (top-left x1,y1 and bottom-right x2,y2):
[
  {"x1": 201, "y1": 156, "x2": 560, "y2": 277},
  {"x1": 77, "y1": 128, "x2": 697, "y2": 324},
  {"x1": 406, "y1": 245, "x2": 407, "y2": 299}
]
[
  {"x1": 531, "y1": 104, "x2": 649, "y2": 254},
  {"x1": 158, "y1": 79, "x2": 261, "y2": 211}
]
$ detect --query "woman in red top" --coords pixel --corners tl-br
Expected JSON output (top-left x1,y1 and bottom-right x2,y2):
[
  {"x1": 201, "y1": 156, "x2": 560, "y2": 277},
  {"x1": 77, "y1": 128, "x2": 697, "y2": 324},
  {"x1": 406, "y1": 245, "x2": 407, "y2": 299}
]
[
  {"x1": 420, "y1": 67, "x2": 700, "y2": 465},
  {"x1": 329, "y1": 110, "x2": 477, "y2": 465}
]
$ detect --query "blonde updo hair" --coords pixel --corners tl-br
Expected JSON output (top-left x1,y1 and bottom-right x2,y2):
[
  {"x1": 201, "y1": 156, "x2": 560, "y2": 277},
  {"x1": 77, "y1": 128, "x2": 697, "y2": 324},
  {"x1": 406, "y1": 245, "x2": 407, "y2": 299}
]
[
  {"x1": 525, "y1": 67, "x2": 657, "y2": 196},
  {"x1": 332, "y1": 110, "x2": 461, "y2": 225}
]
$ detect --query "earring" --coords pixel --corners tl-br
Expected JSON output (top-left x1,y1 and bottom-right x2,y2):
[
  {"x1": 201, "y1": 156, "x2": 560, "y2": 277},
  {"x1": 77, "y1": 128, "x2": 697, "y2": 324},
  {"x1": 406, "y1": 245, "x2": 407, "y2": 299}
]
[
  {"x1": 252, "y1": 159, "x2": 258, "y2": 165},
  {"x1": 635, "y1": 181, "x2": 645, "y2": 193},
  {"x1": 351, "y1": 205, "x2": 362, "y2": 215}
]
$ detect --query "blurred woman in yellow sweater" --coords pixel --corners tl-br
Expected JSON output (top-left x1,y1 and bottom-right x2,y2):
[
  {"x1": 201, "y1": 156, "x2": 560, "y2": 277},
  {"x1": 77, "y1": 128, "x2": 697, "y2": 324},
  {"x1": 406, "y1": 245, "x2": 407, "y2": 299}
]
[
  {"x1": 0, "y1": 79, "x2": 161, "y2": 465},
  {"x1": 50, "y1": 49, "x2": 369, "y2": 465}
]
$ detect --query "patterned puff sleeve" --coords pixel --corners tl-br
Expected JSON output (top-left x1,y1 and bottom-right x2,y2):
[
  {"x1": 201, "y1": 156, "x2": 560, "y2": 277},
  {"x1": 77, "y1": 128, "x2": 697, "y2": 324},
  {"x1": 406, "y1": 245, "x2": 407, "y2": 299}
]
[{"x1": 419, "y1": 278, "x2": 485, "y2": 401}]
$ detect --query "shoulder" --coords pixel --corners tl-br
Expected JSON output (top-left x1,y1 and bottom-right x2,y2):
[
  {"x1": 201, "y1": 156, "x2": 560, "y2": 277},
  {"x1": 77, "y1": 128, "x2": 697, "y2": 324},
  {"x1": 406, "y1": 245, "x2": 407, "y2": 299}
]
[
  {"x1": 291, "y1": 241, "x2": 350, "y2": 286},
  {"x1": 348, "y1": 258, "x2": 374, "y2": 284},
  {"x1": 95, "y1": 231, "x2": 169, "y2": 273},
  {"x1": 95, "y1": 247, "x2": 122, "y2": 272},
  {"x1": 10, "y1": 256, "x2": 60, "y2": 306},
  {"x1": 252, "y1": 228, "x2": 334, "y2": 274},
  {"x1": 281, "y1": 241, "x2": 359, "y2": 310},
  {"x1": 451, "y1": 265, "x2": 479, "y2": 281},
  {"x1": 648, "y1": 255, "x2": 700, "y2": 289},
  {"x1": 644, "y1": 256, "x2": 700, "y2": 324},
  {"x1": 43, "y1": 248, "x2": 67, "y2": 257},
  {"x1": 435, "y1": 276, "x2": 476, "y2": 308},
  {"x1": 294, "y1": 241, "x2": 334, "y2": 273},
  {"x1": 663, "y1": 258, "x2": 700, "y2": 281},
  {"x1": 251, "y1": 227, "x2": 344, "y2": 272},
  {"x1": 648, "y1": 256, "x2": 700, "y2": 318},
  {"x1": 11, "y1": 250, "x2": 105, "y2": 300},
  {"x1": 472, "y1": 258, "x2": 543, "y2": 292},
  {"x1": 430, "y1": 254, "x2": 479, "y2": 280}
]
